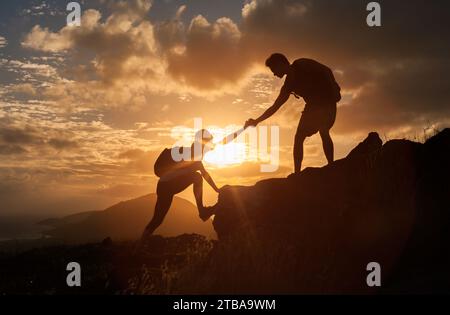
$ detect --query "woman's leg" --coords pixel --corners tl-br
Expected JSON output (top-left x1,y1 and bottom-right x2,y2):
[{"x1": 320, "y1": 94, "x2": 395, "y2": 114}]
[
  {"x1": 169, "y1": 171, "x2": 213, "y2": 221},
  {"x1": 166, "y1": 171, "x2": 204, "y2": 210},
  {"x1": 191, "y1": 172, "x2": 204, "y2": 211},
  {"x1": 142, "y1": 171, "x2": 206, "y2": 239},
  {"x1": 142, "y1": 192, "x2": 173, "y2": 238}
]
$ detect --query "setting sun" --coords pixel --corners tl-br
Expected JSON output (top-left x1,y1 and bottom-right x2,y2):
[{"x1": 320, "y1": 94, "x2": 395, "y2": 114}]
[
  {"x1": 204, "y1": 142, "x2": 247, "y2": 167},
  {"x1": 203, "y1": 127, "x2": 248, "y2": 167}
]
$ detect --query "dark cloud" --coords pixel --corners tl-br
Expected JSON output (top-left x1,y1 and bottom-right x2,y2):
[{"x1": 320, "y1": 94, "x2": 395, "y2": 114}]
[
  {"x1": 0, "y1": 127, "x2": 80, "y2": 152},
  {"x1": 0, "y1": 144, "x2": 27, "y2": 155},
  {"x1": 0, "y1": 127, "x2": 41, "y2": 145},
  {"x1": 48, "y1": 138, "x2": 79, "y2": 150},
  {"x1": 240, "y1": 0, "x2": 450, "y2": 134},
  {"x1": 166, "y1": 15, "x2": 253, "y2": 90},
  {"x1": 334, "y1": 59, "x2": 450, "y2": 134},
  {"x1": 21, "y1": 0, "x2": 450, "y2": 122},
  {"x1": 241, "y1": 0, "x2": 450, "y2": 63},
  {"x1": 154, "y1": 15, "x2": 185, "y2": 51}
]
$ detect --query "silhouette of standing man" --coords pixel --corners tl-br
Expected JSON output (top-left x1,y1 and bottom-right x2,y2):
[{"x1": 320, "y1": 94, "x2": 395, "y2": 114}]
[{"x1": 246, "y1": 53, "x2": 341, "y2": 173}]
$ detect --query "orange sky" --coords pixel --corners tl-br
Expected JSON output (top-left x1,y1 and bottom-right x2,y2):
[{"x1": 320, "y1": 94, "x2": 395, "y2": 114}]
[{"x1": 0, "y1": 0, "x2": 449, "y2": 217}]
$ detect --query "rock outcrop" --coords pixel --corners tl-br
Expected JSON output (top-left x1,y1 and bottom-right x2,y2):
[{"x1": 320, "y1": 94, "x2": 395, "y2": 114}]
[{"x1": 207, "y1": 129, "x2": 450, "y2": 294}]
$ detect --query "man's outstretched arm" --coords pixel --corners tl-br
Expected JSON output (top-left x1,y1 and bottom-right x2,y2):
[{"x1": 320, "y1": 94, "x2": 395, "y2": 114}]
[{"x1": 247, "y1": 88, "x2": 290, "y2": 127}]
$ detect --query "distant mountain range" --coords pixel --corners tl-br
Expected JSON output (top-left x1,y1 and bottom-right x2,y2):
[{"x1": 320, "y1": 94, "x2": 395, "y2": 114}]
[{"x1": 39, "y1": 194, "x2": 216, "y2": 243}]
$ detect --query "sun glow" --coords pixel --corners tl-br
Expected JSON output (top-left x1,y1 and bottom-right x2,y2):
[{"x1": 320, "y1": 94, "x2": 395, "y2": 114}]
[
  {"x1": 203, "y1": 127, "x2": 249, "y2": 167},
  {"x1": 204, "y1": 142, "x2": 247, "y2": 167},
  {"x1": 170, "y1": 123, "x2": 269, "y2": 168}
]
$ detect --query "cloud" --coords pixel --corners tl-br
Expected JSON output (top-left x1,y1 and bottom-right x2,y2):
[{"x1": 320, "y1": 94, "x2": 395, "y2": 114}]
[
  {"x1": 0, "y1": 127, "x2": 42, "y2": 145},
  {"x1": 241, "y1": 0, "x2": 450, "y2": 62},
  {"x1": 166, "y1": 15, "x2": 254, "y2": 91},
  {"x1": 48, "y1": 138, "x2": 79, "y2": 150},
  {"x1": 0, "y1": 58, "x2": 61, "y2": 81},
  {"x1": 238, "y1": 0, "x2": 450, "y2": 135},
  {"x1": 118, "y1": 148, "x2": 146, "y2": 160},
  {"x1": 21, "y1": 1, "x2": 257, "y2": 99},
  {"x1": 0, "y1": 127, "x2": 77, "y2": 153},
  {"x1": 22, "y1": 25, "x2": 73, "y2": 52},
  {"x1": 19, "y1": 0, "x2": 450, "y2": 128},
  {"x1": 0, "y1": 166, "x2": 124, "y2": 216},
  {"x1": 20, "y1": 1, "x2": 64, "y2": 17},
  {"x1": 16, "y1": 0, "x2": 450, "y2": 134},
  {"x1": 0, "y1": 145, "x2": 27, "y2": 155},
  {"x1": 0, "y1": 101, "x2": 162, "y2": 215},
  {"x1": 22, "y1": 6, "x2": 159, "y2": 84},
  {"x1": 11, "y1": 83, "x2": 37, "y2": 96},
  {"x1": 0, "y1": 36, "x2": 7, "y2": 48},
  {"x1": 334, "y1": 59, "x2": 450, "y2": 135},
  {"x1": 20, "y1": 2, "x2": 179, "y2": 108}
]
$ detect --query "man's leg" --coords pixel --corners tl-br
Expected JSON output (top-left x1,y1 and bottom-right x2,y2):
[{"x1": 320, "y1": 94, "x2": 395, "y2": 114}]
[
  {"x1": 294, "y1": 105, "x2": 316, "y2": 174},
  {"x1": 320, "y1": 129, "x2": 334, "y2": 165},
  {"x1": 142, "y1": 192, "x2": 173, "y2": 239},
  {"x1": 294, "y1": 130, "x2": 307, "y2": 174}
]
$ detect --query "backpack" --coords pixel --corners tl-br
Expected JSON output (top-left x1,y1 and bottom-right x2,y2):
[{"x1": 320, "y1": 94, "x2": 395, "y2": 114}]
[
  {"x1": 331, "y1": 79, "x2": 342, "y2": 102},
  {"x1": 324, "y1": 66, "x2": 341, "y2": 102},
  {"x1": 291, "y1": 59, "x2": 342, "y2": 103},
  {"x1": 154, "y1": 148, "x2": 178, "y2": 178}
]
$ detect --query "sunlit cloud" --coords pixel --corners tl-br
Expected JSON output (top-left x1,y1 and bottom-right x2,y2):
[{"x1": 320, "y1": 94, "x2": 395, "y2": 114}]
[{"x1": 0, "y1": 36, "x2": 7, "y2": 48}]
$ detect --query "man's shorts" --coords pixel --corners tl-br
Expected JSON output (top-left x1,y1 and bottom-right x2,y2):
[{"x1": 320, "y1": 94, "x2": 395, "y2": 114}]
[{"x1": 297, "y1": 102, "x2": 337, "y2": 137}]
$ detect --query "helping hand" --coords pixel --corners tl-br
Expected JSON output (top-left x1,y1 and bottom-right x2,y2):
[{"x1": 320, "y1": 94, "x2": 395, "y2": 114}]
[{"x1": 244, "y1": 119, "x2": 258, "y2": 129}]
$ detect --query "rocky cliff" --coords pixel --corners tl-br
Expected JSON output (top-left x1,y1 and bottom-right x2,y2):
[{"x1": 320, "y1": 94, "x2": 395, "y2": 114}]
[{"x1": 205, "y1": 129, "x2": 450, "y2": 293}]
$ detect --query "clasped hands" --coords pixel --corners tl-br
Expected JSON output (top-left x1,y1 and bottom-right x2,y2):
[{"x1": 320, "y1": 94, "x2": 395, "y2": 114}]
[{"x1": 244, "y1": 118, "x2": 259, "y2": 129}]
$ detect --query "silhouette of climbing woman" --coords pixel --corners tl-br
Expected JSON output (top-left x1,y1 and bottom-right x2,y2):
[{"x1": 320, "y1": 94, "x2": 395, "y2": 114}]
[
  {"x1": 141, "y1": 127, "x2": 245, "y2": 240},
  {"x1": 245, "y1": 53, "x2": 341, "y2": 173}
]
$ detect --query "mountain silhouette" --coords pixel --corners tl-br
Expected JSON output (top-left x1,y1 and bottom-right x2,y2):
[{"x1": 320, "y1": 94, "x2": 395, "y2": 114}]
[{"x1": 41, "y1": 194, "x2": 215, "y2": 243}]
